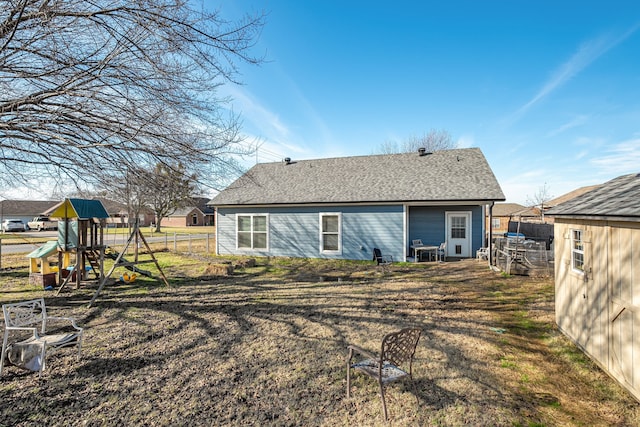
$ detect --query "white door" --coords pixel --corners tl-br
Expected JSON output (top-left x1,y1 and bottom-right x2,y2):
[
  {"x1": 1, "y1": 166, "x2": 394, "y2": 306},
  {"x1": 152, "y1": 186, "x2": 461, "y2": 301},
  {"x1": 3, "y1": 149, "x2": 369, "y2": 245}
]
[{"x1": 446, "y1": 211, "x2": 472, "y2": 258}]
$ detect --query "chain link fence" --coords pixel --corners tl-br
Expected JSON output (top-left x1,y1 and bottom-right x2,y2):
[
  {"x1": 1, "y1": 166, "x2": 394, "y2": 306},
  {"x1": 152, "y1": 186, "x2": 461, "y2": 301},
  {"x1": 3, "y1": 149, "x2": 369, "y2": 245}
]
[{"x1": 493, "y1": 237, "x2": 553, "y2": 276}]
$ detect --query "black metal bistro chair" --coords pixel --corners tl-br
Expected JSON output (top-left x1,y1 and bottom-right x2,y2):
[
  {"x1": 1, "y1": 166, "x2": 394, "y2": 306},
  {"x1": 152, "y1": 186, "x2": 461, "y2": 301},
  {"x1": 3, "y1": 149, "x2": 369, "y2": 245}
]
[
  {"x1": 372, "y1": 248, "x2": 393, "y2": 265},
  {"x1": 346, "y1": 327, "x2": 422, "y2": 420}
]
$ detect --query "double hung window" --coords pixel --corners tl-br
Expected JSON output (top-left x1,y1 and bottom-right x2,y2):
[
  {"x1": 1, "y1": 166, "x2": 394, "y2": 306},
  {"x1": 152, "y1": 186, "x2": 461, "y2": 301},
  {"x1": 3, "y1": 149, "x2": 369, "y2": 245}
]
[
  {"x1": 320, "y1": 213, "x2": 341, "y2": 253},
  {"x1": 571, "y1": 229, "x2": 584, "y2": 273},
  {"x1": 237, "y1": 214, "x2": 268, "y2": 249}
]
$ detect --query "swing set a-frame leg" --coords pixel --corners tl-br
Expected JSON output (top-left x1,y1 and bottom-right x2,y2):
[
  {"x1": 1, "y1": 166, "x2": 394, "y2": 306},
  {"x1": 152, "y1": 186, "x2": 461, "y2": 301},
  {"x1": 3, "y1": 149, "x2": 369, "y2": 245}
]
[
  {"x1": 88, "y1": 230, "x2": 134, "y2": 308},
  {"x1": 87, "y1": 223, "x2": 170, "y2": 308}
]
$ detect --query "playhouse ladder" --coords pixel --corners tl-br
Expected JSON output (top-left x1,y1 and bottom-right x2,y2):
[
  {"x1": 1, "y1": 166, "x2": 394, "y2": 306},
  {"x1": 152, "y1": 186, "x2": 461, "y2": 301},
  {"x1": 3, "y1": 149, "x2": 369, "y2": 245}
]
[{"x1": 83, "y1": 250, "x2": 101, "y2": 278}]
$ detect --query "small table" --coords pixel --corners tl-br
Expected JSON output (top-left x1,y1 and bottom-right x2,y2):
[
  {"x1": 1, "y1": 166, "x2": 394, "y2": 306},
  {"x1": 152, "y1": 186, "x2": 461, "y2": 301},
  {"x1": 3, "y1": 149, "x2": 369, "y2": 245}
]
[{"x1": 410, "y1": 245, "x2": 438, "y2": 263}]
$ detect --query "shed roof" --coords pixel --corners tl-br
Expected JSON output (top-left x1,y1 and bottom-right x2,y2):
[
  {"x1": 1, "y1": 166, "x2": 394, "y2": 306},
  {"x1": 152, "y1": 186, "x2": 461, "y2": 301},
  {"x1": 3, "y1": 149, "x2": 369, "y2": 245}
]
[
  {"x1": 210, "y1": 148, "x2": 505, "y2": 206},
  {"x1": 546, "y1": 173, "x2": 640, "y2": 220}
]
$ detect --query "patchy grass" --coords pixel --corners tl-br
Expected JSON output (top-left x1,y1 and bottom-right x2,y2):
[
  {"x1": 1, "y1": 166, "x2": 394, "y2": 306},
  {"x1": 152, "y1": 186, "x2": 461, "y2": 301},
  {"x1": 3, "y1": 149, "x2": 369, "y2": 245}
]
[{"x1": 0, "y1": 255, "x2": 638, "y2": 426}]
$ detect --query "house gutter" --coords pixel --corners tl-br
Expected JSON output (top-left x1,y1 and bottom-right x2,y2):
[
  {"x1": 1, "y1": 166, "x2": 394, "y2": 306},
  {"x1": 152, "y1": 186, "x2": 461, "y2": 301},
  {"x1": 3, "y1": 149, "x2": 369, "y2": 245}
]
[{"x1": 488, "y1": 202, "x2": 494, "y2": 266}]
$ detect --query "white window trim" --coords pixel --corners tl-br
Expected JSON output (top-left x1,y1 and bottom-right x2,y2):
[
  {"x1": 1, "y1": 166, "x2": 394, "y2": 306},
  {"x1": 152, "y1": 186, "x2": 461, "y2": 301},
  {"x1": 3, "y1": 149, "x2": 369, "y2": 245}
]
[
  {"x1": 570, "y1": 228, "x2": 584, "y2": 274},
  {"x1": 319, "y1": 212, "x2": 342, "y2": 254},
  {"x1": 236, "y1": 213, "x2": 269, "y2": 251}
]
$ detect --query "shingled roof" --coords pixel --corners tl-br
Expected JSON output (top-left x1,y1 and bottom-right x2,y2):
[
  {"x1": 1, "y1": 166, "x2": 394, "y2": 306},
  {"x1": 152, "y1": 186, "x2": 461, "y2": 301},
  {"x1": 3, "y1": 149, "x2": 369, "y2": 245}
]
[
  {"x1": 0, "y1": 200, "x2": 58, "y2": 216},
  {"x1": 210, "y1": 148, "x2": 505, "y2": 206},
  {"x1": 546, "y1": 173, "x2": 640, "y2": 221}
]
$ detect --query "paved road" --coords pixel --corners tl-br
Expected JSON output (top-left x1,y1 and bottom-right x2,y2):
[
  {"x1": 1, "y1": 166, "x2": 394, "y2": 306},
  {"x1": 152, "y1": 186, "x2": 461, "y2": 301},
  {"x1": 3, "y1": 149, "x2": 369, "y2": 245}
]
[{"x1": 1, "y1": 231, "x2": 210, "y2": 255}]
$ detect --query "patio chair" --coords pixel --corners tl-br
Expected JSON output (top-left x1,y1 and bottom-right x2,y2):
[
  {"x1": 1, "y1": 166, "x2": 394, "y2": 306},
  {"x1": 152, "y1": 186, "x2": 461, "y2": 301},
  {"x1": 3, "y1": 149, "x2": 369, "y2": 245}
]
[
  {"x1": 411, "y1": 239, "x2": 424, "y2": 261},
  {"x1": 1, "y1": 298, "x2": 83, "y2": 377},
  {"x1": 346, "y1": 327, "x2": 422, "y2": 420},
  {"x1": 476, "y1": 247, "x2": 489, "y2": 261},
  {"x1": 372, "y1": 248, "x2": 393, "y2": 265},
  {"x1": 437, "y1": 242, "x2": 447, "y2": 262}
]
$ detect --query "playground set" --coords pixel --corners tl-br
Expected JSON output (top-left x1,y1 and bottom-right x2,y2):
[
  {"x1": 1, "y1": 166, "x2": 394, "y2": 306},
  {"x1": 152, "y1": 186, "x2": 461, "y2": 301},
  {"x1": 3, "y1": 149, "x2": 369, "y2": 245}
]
[{"x1": 26, "y1": 198, "x2": 168, "y2": 307}]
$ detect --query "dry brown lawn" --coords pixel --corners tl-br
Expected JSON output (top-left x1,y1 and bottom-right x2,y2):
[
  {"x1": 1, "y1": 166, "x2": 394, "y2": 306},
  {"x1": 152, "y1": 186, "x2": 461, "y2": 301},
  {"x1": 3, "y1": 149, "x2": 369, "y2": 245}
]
[{"x1": 0, "y1": 254, "x2": 639, "y2": 426}]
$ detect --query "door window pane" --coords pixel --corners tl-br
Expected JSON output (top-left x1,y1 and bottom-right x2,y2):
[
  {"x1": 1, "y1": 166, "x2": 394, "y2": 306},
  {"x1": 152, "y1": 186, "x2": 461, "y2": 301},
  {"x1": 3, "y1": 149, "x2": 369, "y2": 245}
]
[{"x1": 451, "y1": 216, "x2": 466, "y2": 239}]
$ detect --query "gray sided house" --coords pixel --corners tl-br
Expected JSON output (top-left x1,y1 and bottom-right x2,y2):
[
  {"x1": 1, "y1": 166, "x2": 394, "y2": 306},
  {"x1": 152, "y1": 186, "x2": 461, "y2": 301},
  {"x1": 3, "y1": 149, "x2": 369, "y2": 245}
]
[
  {"x1": 547, "y1": 173, "x2": 640, "y2": 402},
  {"x1": 209, "y1": 148, "x2": 505, "y2": 262}
]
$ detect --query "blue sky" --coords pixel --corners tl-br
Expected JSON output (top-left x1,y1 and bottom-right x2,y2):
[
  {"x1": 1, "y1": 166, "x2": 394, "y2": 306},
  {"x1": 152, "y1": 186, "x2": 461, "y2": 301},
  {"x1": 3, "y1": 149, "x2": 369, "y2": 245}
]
[{"x1": 215, "y1": 0, "x2": 640, "y2": 205}]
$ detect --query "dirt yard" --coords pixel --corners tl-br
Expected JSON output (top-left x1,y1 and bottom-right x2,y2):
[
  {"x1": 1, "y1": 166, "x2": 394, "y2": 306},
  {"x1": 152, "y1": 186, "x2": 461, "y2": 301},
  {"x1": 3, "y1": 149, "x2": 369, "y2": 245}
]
[{"x1": 0, "y1": 255, "x2": 639, "y2": 426}]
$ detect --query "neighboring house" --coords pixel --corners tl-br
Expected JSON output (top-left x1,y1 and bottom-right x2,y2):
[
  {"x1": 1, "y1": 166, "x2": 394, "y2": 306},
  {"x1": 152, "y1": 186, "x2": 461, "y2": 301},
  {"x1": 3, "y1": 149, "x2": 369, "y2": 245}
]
[
  {"x1": 488, "y1": 203, "x2": 539, "y2": 238},
  {"x1": 193, "y1": 197, "x2": 215, "y2": 226},
  {"x1": 97, "y1": 198, "x2": 154, "y2": 227},
  {"x1": 209, "y1": 148, "x2": 505, "y2": 261},
  {"x1": 547, "y1": 173, "x2": 640, "y2": 402},
  {"x1": 160, "y1": 197, "x2": 214, "y2": 227},
  {"x1": 0, "y1": 200, "x2": 58, "y2": 224},
  {"x1": 162, "y1": 207, "x2": 206, "y2": 227}
]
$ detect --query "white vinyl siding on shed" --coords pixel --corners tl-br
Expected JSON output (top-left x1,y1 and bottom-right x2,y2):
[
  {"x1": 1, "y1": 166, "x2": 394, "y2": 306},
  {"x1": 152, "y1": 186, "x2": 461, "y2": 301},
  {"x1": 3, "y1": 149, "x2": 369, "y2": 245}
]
[{"x1": 555, "y1": 218, "x2": 640, "y2": 402}]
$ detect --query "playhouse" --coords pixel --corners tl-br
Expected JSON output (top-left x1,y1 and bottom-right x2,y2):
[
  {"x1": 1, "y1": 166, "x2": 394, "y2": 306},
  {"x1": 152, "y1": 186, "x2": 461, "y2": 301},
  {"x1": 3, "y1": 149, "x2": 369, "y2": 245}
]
[{"x1": 47, "y1": 198, "x2": 110, "y2": 289}]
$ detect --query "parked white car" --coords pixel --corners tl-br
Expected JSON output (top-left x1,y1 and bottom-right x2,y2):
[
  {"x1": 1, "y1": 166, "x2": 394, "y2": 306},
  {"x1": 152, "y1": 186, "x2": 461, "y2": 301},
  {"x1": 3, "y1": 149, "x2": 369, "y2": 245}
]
[{"x1": 2, "y1": 219, "x2": 27, "y2": 232}]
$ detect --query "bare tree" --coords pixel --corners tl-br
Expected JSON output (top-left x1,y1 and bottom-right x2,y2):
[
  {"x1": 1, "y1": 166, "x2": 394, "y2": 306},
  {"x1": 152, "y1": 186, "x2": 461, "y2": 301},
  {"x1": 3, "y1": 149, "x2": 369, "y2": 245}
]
[
  {"x1": 376, "y1": 129, "x2": 456, "y2": 154},
  {"x1": 143, "y1": 163, "x2": 197, "y2": 232},
  {"x1": 0, "y1": 0, "x2": 264, "y2": 193},
  {"x1": 526, "y1": 183, "x2": 553, "y2": 221}
]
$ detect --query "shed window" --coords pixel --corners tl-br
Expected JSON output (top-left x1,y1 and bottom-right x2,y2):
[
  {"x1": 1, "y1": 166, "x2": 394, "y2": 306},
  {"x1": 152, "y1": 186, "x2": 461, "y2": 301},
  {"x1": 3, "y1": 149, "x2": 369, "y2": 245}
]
[
  {"x1": 571, "y1": 229, "x2": 584, "y2": 273},
  {"x1": 320, "y1": 213, "x2": 341, "y2": 253},
  {"x1": 237, "y1": 214, "x2": 268, "y2": 250}
]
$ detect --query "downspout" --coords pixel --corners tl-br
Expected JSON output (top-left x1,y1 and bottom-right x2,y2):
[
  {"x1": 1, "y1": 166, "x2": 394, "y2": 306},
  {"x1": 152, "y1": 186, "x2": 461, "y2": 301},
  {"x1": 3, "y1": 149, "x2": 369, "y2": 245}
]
[
  {"x1": 488, "y1": 202, "x2": 494, "y2": 266},
  {"x1": 214, "y1": 207, "x2": 219, "y2": 255}
]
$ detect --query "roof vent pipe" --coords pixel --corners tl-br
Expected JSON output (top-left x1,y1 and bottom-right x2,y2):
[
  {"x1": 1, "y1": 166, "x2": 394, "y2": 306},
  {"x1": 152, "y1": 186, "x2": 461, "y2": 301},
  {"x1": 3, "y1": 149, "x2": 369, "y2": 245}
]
[
  {"x1": 283, "y1": 157, "x2": 291, "y2": 165},
  {"x1": 418, "y1": 147, "x2": 426, "y2": 156}
]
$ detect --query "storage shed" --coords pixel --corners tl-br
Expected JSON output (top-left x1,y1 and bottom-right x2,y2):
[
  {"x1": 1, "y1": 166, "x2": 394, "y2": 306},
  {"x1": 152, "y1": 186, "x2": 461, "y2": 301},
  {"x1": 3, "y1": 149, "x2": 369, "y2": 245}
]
[{"x1": 547, "y1": 173, "x2": 640, "y2": 401}]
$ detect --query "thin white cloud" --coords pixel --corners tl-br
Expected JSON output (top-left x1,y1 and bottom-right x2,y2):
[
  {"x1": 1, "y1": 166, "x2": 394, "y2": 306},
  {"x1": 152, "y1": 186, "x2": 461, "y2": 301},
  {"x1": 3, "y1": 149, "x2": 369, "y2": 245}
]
[
  {"x1": 225, "y1": 85, "x2": 291, "y2": 139},
  {"x1": 506, "y1": 23, "x2": 640, "y2": 125},
  {"x1": 590, "y1": 138, "x2": 640, "y2": 174},
  {"x1": 547, "y1": 115, "x2": 590, "y2": 137},
  {"x1": 575, "y1": 149, "x2": 589, "y2": 160}
]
